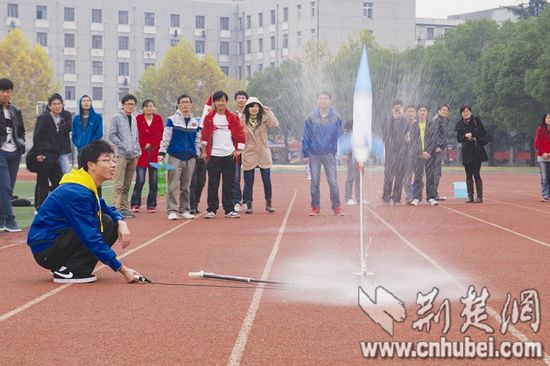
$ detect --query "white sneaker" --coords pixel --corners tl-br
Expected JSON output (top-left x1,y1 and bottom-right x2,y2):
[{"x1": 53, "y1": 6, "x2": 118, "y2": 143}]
[
  {"x1": 234, "y1": 203, "x2": 242, "y2": 212},
  {"x1": 224, "y1": 211, "x2": 240, "y2": 218},
  {"x1": 410, "y1": 199, "x2": 420, "y2": 206},
  {"x1": 179, "y1": 211, "x2": 195, "y2": 220},
  {"x1": 428, "y1": 198, "x2": 439, "y2": 206},
  {"x1": 204, "y1": 211, "x2": 216, "y2": 219},
  {"x1": 168, "y1": 212, "x2": 179, "y2": 220},
  {"x1": 346, "y1": 199, "x2": 357, "y2": 205}
]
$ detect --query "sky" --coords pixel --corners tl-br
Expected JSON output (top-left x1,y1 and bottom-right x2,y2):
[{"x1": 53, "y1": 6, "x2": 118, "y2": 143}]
[{"x1": 416, "y1": 0, "x2": 521, "y2": 18}]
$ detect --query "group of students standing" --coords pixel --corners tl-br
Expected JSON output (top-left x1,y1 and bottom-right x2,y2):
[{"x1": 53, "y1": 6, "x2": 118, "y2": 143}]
[{"x1": 382, "y1": 100, "x2": 492, "y2": 205}]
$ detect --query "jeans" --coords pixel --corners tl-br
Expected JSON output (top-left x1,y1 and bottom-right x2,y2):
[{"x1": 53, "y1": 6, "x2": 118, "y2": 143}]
[
  {"x1": 233, "y1": 160, "x2": 242, "y2": 204},
  {"x1": 207, "y1": 155, "x2": 236, "y2": 214},
  {"x1": 166, "y1": 155, "x2": 195, "y2": 214},
  {"x1": 58, "y1": 153, "x2": 72, "y2": 174},
  {"x1": 309, "y1": 154, "x2": 341, "y2": 209},
  {"x1": 190, "y1": 157, "x2": 207, "y2": 210},
  {"x1": 539, "y1": 161, "x2": 550, "y2": 198},
  {"x1": 130, "y1": 165, "x2": 158, "y2": 209},
  {"x1": 243, "y1": 168, "x2": 272, "y2": 204},
  {"x1": 0, "y1": 150, "x2": 21, "y2": 224},
  {"x1": 432, "y1": 151, "x2": 444, "y2": 198},
  {"x1": 345, "y1": 156, "x2": 361, "y2": 201},
  {"x1": 382, "y1": 153, "x2": 405, "y2": 203}
]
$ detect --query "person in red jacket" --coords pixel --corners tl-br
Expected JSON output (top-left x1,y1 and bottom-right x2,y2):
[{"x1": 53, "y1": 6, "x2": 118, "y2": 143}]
[
  {"x1": 534, "y1": 112, "x2": 550, "y2": 202},
  {"x1": 200, "y1": 91, "x2": 246, "y2": 218},
  {"x1": 130, "y1": 100, "x2": 164, "y2": 212}
]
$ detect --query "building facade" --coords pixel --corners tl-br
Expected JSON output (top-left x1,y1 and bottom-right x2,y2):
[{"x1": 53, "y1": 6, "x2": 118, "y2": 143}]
[{"x1": 1, "y1": 0, "x2": 416, "y2": 117}]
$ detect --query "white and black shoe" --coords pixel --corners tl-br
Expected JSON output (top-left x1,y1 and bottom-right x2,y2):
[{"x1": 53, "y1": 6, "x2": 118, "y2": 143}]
[{"x1": 52, "y1": 266, "x2": 97, "y2": 284}]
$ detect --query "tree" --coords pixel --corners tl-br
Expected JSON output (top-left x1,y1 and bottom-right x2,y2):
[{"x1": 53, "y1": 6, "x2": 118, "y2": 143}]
[
  {"x1": 505, "y1": 0, "x2": 548, "y2": 19},
  {"x1": 0, "y1": 29, "x2": 56, "y2": 130},
  {"x1": 136, "y1": 40, "x2": 242, "y2": 118}
]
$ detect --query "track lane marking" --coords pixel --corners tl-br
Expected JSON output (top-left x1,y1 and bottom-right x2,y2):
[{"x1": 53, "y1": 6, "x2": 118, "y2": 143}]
[
  {"x1": 484, "y1": 198, "x2": 550, "y2": 215},
  {"x1": 228, "y1": 190, "x2": 297, "y2": 366},
  {"x1": 440, "y1": 205, "x2": 550, "y2": 249},
  {"x1": 0, "y1": 241, "x2": 26, "y2": 251},
  {"x1": 367, "y1": 207, "x2": 550, "y2": 365},
  {"x1": 0, "y1": 218, "x2": 195, "y2": 322}
]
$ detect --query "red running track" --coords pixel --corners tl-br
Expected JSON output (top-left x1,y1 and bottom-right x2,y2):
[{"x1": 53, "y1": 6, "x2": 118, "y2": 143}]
[{"x1": 0, "y1": 171, "x2": 549, "y2": 365}]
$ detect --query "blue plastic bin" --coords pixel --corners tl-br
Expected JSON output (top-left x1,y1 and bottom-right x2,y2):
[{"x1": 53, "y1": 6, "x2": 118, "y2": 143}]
[{"x1": 453, "y1": 182, "x2": 467, "y2": 198}]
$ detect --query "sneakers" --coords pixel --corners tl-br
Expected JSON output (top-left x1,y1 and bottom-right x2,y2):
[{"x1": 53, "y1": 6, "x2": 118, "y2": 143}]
[
  {"x1": 410, "y1": 199, "x2": 420, "y2": 206},
  {"x1": 204, "y1": 211, "x2": 216, "y2": 219},
  {"x1": 428, "y1": 198, "x2": 439, "y2": 206},
  {"x1": 234, "y1": 203, "x2": 242, "y2": 212},
  {"x1": 179, "y1": 211, "x2": 195, "y2": 220},
  {"x1": 0, "y1": 221, "x2": 5, "y2": 231},
  {"x1": 189, "y1": 208, "x2": 199, "y2": 215},
  {"x1": 131, "y1": 206, "x2": 140, "y2": 213},
  {"x1": 346, "y1": 199, "x2": 357, "y2": 205},
  {"x1": 52, "y1": 266, "x2": 97, "y2": 284},
  {"x1": 309, "y1": 207, "x2": 320, "y2": 216},
  {"x1": 333, "y1": 207, "x2": 346, "y2": 216},
  {"x1": 147, "y1": 207, "x2": 156, "y2": 213},
  {"x1": 5, "y1": 219, "x2": 21, "y2": 232},
  {"x1": 120, "y1": 208, "x2": 136, "y2": 218},
  {"x1": 168, "y1": 212, "x2": 179, "y2": 220},
  {"x1": 224, "y1": 211, "x2": 240, "y2": 218},
  {"x1": 541, "y1": 196, "x2": 549, "y2": 202},
  {"x1": 436, "y1": 196, "x2": 447, "y2": 201}
]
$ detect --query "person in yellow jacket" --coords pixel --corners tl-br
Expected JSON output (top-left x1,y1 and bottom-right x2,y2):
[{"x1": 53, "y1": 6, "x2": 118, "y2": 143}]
[{"x1": 240, "y1": 97, "x2": 279, "y2": 214}]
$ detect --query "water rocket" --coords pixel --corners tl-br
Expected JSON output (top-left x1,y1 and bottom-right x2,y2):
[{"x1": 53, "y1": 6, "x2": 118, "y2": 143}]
[{"x1": 352, "y1": 45, "x2": 373, "y2": 166}]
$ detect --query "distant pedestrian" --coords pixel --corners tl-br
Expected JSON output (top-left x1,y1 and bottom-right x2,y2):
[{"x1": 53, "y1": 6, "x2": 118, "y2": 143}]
[
  {"x1": 233, "y1": 90, "x2": 248, "y2": 212},
  {"x1": 382, "y1": 100, "x2": 406, "y2": 205},
  {"x1": 130, "y1": 99, "x2": 164, "y2": 213},
  {"x1": 343, "y1": 120, "x2": 362, "y2": 205},
  {"x1": 73, "y1": 95, "x2": 103, "y2": 151},
  {"x1": 534, "y1": 112, "x2": 550, "y2": 202}
]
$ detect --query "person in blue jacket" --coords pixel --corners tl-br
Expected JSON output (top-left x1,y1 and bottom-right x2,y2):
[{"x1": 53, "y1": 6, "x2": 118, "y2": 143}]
[
  {"x1": 302, "y1": 91, "x2": 345, "y2": 216},
  {"x1": 27, "y1": 140, "x2": 143, "y2": 284},
  {"x1": 72, "y1": 95, "x2": 103, "y2": 151}
]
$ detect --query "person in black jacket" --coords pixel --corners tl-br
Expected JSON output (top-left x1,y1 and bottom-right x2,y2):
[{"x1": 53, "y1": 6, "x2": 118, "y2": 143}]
[
  {"x1": 0, "y1": 78, "x2": 25, "y2": 232},
  {"x1": 48, "y1": 93, "x2": 73, "y2": 174},
  {"x1": 33, "y1": 94, "x2": 66, "y2": 209},
  {"x1": 382, "y1": 100, "x2": 407, "y2": 205},
  {"x1": 455, "y1": 104, "x2": 488, "y2": 203}
]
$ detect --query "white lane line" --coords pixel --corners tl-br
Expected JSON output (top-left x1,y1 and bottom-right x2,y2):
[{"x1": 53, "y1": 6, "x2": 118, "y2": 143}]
[
  {"x1": 0, "y1": 219, "x2": 195, "y2": 323},
  {"x1": 367, "y1": 207, "x2": 550, "y2": 365},
  {"x1": 484, "y1": 198, "x2": 550, "y2": 215},
  {"x1": 0, "y1": 241, "x2": 26, "y2": 251},
  {"x1": 441, "y1": 205, "x2": 550, "y2": 249},
  {"x1": 228, "y1": 190, "x2": 297, "y2": 366}
]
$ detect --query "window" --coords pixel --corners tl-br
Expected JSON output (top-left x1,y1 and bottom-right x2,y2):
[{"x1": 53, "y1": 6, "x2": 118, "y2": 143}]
[
  {"x1": 246, "y1": 65, "x2": 251, "y2": 78},
  {"x1": 170, "y1": 38, "x2": 179, "y2": 47},
  {"x1": 246, "y1": 40, "x2": 251, "y2": 54},
  {"x1": 36, "y1": 32, "x2": 47, "y2": 46},
  {"x1": 220, "y1": 17, "x2": 229, "y2": 30},
  {"x1": 92, "y1": 9, "x2": 102, "y2": 23},
  {"x1": 64, "y1": 7, "x2": 74, "y2": 22},
  {"x1": 119, "y1": 11, "x2": 129, "y2": 25},
  {"x1": 426, "y1": 27, "x2": 435, "y2": 40},
  {"x1": 195, "y1": 40, "x2": 205, "y2": 54},
  {"x1": 92, "y1": 87, "x2": 103, "y2": 101},
  {"x1": 297, "y1": 4, "x2": 302, "y2": 19},
  {"x1": 311, "y1": 1, "x2": 316, "y2": 17},
  {"x1": 283, "y1": 34, "x2": 288, "y2": 49},
  {"x1": 283, "y1": 7, "x2": 289, "y2": 22},
  {"x1": 92, "y1": 35, "x2": 102, "y2": 49},
  {"x1": 64, "y1": 34, "x2": 75, "y2": 48},
  {"x1": 258, "y1": 64, "x2": 263, "y2": 72},
  {"x1": 7, "y1": 4, "x2": 18, "y2": 18},
  {"x1": 258, "y1": 38, "x2": 263, "y2": 52},
  {"x1": 92, "y1": 61, "x2": 103, "y2": 75},
  {"x1": 36, "y1": 5, "x2": 47, "y2": 20},
  {"x1": 65, "y1": 86, "x2": 76, "y2": 101},
  {"x1": 64, "y1": 60, "x2": 76, "y2": 74},
  {"x1": 270, "y1": 36, "x2": 276, "y2": 50},
  {"x1": 119, "y1": 62, "x2": 129, "y2": 76},
  {"x1": 246, "y1": 15, "x2": 251, "y2": 29},
  {"x1": 363, "y1": 2, "x2": 373, "y2": 18},
  {"x1": 271, "y1": 62, "x2": 276, "y2": 68},
  {"x1": 271, "y1": 10, "x2": 276, "y2": 24},
  {"x1": 195, "y1": 15, "x2": 205, "y2": 29},
  {"x1": 170, "y1": 14, "x2": 180, "y2": 27},
  {"x1": 220, "y1": 41, "x2": 229, "y2": 55},
  {"x1": 238, "y1": 17, "x2": 243, "y2": 31},
  {"x1": 238, "y1": 41, "x2": 243, "y2": 55},
  {"x1": 258, "y1": 13, "x2": 263, "y2": 27},
  {"x1": 145, "y1": 12, "x2": 155, "y2": 26},
  {"x1": 119, "y1": 36, "x2": 129, "y2": 50},
  {"x1": 144, "y1": 63, "x2": 155, "y2": 69},
  {"x1": 220, "y1": 66, "x2": 229, "y2": 76},
  {"x1": 297, "y1": 31, "x2": 302, "y2": 45},
  {"x1": 311, "y1": 28, "x2": 316, "y2": 39},
  {"x1": 145, "y1": 38, "x2": 155, "y2": 52},
  {"x1": 238, "y1": 66, "x2": 242, "y2": 80}
]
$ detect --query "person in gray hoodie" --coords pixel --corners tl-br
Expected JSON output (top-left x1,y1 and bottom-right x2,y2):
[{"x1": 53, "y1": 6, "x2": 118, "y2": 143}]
[{"x1": 108, "y1": 94, "x2": 141, "y2": 217}]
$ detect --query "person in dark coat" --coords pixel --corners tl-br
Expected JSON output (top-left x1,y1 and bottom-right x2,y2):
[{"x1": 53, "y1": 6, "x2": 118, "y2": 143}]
[
  {"x1": 455, "y1": 104, "x2": 488, "y2": 203},
  {"x1": 382, "y1": 100, "x2": 407, "y2": 205}
]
